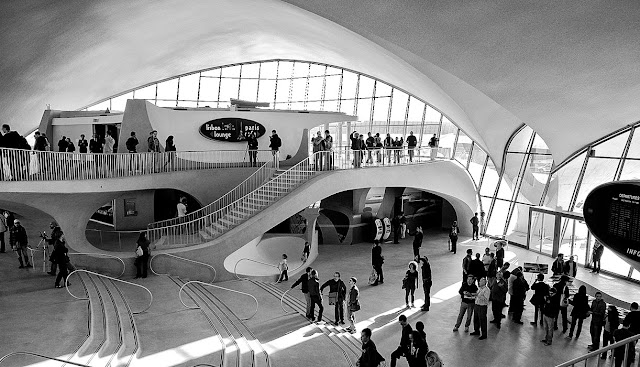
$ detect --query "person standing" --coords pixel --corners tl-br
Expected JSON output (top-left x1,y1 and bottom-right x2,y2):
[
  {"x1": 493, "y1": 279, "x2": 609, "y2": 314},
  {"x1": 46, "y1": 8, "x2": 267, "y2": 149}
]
[
  {"x1": 52, "y1": 234, "x2": 70, "y2": 288},
  {"x1": 469, "y1": 253, "x2": 486, "y2": 280},
  {"x1": 529, "y1": 273, "x2": 549, "y2": 326},
  {"x1": 588, "y1": 292, "x2": 607, "y2": 351},
  {"x1": 346, "y1": 277, "x2": 360, "y2": 334},
  {"x1": 125, "y1": 132, "x2": 138, "y2": 153},
  {"x1": 103, "y1": 131, "x2": 115, "y2": 153},
  {"x1": 34, "y1": 131, "x2": 49, "y2": 151},
  {"x1": 269, "y1": 130, "x2": 281, "y2": 169},
  {"x1": 462, "y1": 249, "x2": 473, "y2": 282},
  {"x1": 292, "y1": 267, "x2": 313, "y2": 319},
  {"x1": 592, "y1": 241, "x2": 604, "y2": 273},
  {"x1": 495, "y1": 240, "x2": 505, "y2": 268},
  {"x1": 428, "y1": 134, "x2": 438, "y2": 160},
  {"x1": 403, "y1": 261, "x2": 419, "y2": 308},
  {"x1": 490, "y1": 271, "x2": 508, "y2": 329},
  {"x1": 602, "y1": 305, "x2": 620, "y2": 359},
  {"x1": 323, "y1": 130, "x2": 333, "y2": 170},
  {"x1": 89, "y1": 134, "x2": 102, "y2": 153},
  {"x1": 365, "y1": 132, "x2": 375, "y2": 164},
  {"x1": 393, "y1": 137, "x2": 403, "y2": 163},
  {"x1": 553, "y1": 275, "x2": 571, "y2": 333},
  {"x1": 57, "y1": 136, "x2": 68, "y2": 152},
  {"x1": 399, "y1": 213, "x2": 407, "y2": 239},
  {"x1": 9, "y1": 219, "x2": 32, "y2": 268},
  {"x1": 320, "y1": 271, "x2": 347, "y2": 326},
  {"x1": 311, "y1": 130, "x2": 325, "y2": 170},
  {"x1": 390, "y1": 315, "x2": 413, "y2": 367},
  {"x1": 411, "y1": 226, "x2": 423, "y2": 259},
  {"x1": 371, "y1": 240, "x2": 384, "y2": 286},
  {"x1": 406, "y1": 131, "x2": 417, "y2": 162},
  {"x1": 453, "y1": 275, "x2": 477, "y2": 332},
  {"x1": 613, "y1": 321, "x2": 636, "y2": 367},
  {"x1": 551, "y1": 253, "x2": 564, "y2": 276},
  {"x1": 383, "y1": 133, "x2": 393, "y2": 163},
  {"x1": 78, "y1": 134, "x2": 88, "y2": 153},
  {"x1": 164, "y1": 135, "x2": 176, "y2": 170},
  {"x1": 247, "y1": 132, "x2": 258, "y2": 167},
  {"x1": 418, "y1": 256, "x2": 432, "y2": 311},
  {"x1": 511, "y1": 270, "x2": 529, "y2": 324},
  {"x1": 471, "y1": 278, "x2": 490, "y2": 340},
  {"x1": 623, "y1": 302, "x2": 640, "y2": 336},
  {"x1": 134, "y1": 232, "x2": 150, "y2": 279},
  {"x1": 406, "y1": 330, "x2": 429, "y2": 367},
  {"x1": 567, "y1": 285, "x2": 590, "y2": 339},
  {"x1": 541, "y1": 287, "x2": 559, "y2": 346},
  {"x1": 277, "y1": 254, "x2": 289, "y2": 283},
  {"x1": 147, "y1": 130, "x2": 160, "y2": 152},
  {"x1": 350, "y1": 132, "x2": 362, "y2": 168},
  {"x1": 470, "y1": 213, "x2": 480, "y2": 240},
  {"x1": 449, "y1": 221, "x2": 459, "y2": 254},
  {"x1": 66, "y1": 138, "x2": 75, "y2": 152},
  {"x1": 302, "y1": 241, "x2": 310, "y2": 263},
  {"x1": 46, "y1": 221, "x2": 64, "y2": 276},
  {"x1": 0, "y1": 210, "x2": 7, "y2": 253},
  {"x1": 563, "y1": 255, "x2": 577, "y2": 277},
  {"x1": 391, "y1": 215, "x2": 400, "y2": 244},
  {"x1": 374, "y1": 133, "x2": 382, "y2": 163},
  {"x1": 176, "y1": 197, "x2": 187, "y2": 218},
  {"x1": 486, "y1": 253, "x2": 497, "y2": 288},
  {"x1": 357, "y1": 328, "x2": 384, "y2": 367}
]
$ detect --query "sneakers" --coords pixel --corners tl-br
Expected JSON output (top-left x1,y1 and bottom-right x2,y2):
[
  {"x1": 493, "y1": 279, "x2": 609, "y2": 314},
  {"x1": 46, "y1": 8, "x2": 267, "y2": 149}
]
[
  {"x1": 479, "y1": 335, "x2": 487, "y2": 340},
  {"x1": 470, "y1": 331, "x2": 480, "y2": 336},
  {"x1": 410, "y1": 303, "x2": 415, "y2": 308}
]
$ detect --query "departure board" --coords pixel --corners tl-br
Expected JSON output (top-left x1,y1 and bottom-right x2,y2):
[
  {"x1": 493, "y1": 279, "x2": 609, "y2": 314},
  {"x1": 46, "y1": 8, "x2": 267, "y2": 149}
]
[{"x1": 607, "y1": 193, "x2": 640, "y2": 242}]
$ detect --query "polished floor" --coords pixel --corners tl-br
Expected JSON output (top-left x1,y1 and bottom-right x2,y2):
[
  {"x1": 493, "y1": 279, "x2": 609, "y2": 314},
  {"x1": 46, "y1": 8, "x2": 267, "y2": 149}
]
[{"x1": 1, "y1": 227, "x2": 639, "y2": 367}]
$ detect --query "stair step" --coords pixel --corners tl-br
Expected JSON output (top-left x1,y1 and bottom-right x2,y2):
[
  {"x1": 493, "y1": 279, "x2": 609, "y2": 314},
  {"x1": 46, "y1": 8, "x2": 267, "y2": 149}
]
[
  {"x1": 199, "y1": 229, "x2": 214, "y2": 240},
  {"x1": 108, "y1": 278, "x2": 139, "y2": 367},
  {"x1": 68, "y1": 273, "x2": 107, "y2": 366}
]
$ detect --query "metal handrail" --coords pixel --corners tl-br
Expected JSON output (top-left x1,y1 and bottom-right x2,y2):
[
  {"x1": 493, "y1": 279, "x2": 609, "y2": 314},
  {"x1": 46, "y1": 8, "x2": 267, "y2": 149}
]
[
  {"x1": 0, "y1": 147, "x2": 274, "y2": 182},
  {"x1": 149, "y1": 253, "x2": 217, "y2": 282},
  {"x1": 65, "y1": 269, "x2": 153, "y2": 314},
  {"x1": 555, "y1": 333, "x2": 640, "y2": 367},
  {"x1": 148, "y1": 160, "x2": 275, "y2": 229},
  {"x1": 234, "y1": 258, "x2": 280, "y2": 280},
  {"x1": 280, "y1": 288, "x2": 298, "y2": 314},
  {"x1": 0, "y1": 351, "x2": 90, "y2": 366},
  {"x1": 67, "y1": 252, "x2": 126, "y2": 278},
  {"x1": 178, "y1": 280, "x2": 259, "y2": 320}
]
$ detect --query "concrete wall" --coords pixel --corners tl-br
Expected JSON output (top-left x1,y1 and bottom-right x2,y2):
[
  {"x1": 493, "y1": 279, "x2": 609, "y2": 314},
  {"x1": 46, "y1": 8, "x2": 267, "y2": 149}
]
[{"x1": 112, "y1": 190, "x2": 155, "y2": 230}]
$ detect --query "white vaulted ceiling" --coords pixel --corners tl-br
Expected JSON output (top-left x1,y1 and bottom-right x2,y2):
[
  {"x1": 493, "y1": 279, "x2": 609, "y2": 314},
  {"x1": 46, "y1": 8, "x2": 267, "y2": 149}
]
[{"x1": 1, "y1": 0, "x2": 639, "y2": 166}]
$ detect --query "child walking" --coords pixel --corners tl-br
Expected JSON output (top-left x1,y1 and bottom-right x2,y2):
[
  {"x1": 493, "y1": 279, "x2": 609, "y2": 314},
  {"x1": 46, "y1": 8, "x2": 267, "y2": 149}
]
[{"x1": 277, "y1": 254, "x2": 289, "y2": 283}]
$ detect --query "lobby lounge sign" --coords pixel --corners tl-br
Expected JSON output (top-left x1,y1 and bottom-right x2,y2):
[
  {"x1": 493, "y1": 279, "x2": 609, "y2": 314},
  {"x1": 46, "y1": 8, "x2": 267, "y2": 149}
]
[
  {"x1": 583, "y1": 181, "x2": 640, "y2": 271},
  {"x1": 199, "y1": 118, "x2": 266, "y2": 142}
]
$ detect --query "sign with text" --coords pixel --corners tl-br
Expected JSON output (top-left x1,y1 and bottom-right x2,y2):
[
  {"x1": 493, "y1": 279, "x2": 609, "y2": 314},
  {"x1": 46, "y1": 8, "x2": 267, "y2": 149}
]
[
  {"x1": 583, "y1": 181, "x2": 640, "y2": 271},
  {"x1": 374, "y1": 219, "x2": 383, "y2": 241},
  {"x1": 199, "y1": 118, "x2": 266, "y2": 142},
  {"x1": 523, "y1": 262, "x2": 549, "y2": 274},
  {"x1": 382, "y1": 217, "x2": 391, "y2": 240}
]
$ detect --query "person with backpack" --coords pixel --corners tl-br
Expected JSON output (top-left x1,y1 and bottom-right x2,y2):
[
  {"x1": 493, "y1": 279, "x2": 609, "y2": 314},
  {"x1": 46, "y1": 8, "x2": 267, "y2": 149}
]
[{"x1": 269, "y1": 130, "x2": 281, "y2": 169}]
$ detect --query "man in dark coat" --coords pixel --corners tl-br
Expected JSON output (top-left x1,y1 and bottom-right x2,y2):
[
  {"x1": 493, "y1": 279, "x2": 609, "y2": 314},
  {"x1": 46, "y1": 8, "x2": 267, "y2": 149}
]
[
  {"x1": 419, "y1": 256, "x2": 432, "y2": 311},
  {"x1": 390, "y1": 315, "x2": 413, "y2": 367},
  {"x1": 371, "y1": 240, "x2": 384, "y2": 285},
  {"x1": 358, "y1": 328, "x2": 384, "y2": 367},
  {"x1": 511, "y1": 271, "x2": 529, "y2": 324},
  {"x1": 391, "y1": 215, "x2": 400, "y2": 244},
  {"x1": 320, "y1": 271, "x2": 347, "y2": 325},
  {"x1": 469, "y1": 253, "x2": 486, "y2": 280},
  {"x1": 411, "y1": 226, "x2": 423, "y2": 258},
  {"x1": 9, "y1": 219, "x2": 31, "y2": 268},
  {"x1": 292, "y1": 267, "x2": 313, "y2": 319}
]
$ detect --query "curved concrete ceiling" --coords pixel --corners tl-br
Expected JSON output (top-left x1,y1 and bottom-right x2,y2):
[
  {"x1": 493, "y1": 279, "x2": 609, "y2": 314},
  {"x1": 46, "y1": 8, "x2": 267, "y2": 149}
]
[{"x1": 2, "y1": 0, "x2": 639, "y2": 166}]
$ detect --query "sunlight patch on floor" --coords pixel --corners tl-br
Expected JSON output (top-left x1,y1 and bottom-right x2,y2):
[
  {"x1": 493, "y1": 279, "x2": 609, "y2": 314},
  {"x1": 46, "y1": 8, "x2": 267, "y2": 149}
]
[
  {"x1": 132, "y1": 335, "x2": 224, "y2": 366},
  {"x1": 262, "y1": 324, "x2": 323, "y2": 354}
]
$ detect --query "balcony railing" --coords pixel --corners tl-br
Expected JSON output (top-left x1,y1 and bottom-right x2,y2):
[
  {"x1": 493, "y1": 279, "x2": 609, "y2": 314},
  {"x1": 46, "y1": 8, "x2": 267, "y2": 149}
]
[{"x1": 0, "y1": 148, "x2": 273, "y2": 181}]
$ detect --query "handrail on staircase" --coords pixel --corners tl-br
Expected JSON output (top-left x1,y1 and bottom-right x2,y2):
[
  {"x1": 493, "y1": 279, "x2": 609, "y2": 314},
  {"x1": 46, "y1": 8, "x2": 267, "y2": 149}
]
[
  {"x1": 0, "y1": 351, "x2": 91, "y2": 366},
  {"x1": 65, "y1": 269, "x2": 153, "y2": 314},
  {"x1": 149, "y1": 253, "x2": 217, "y2": 282},
  {"x1": 233, "y1": 258, "x2": 280, "y2": 280},
  {"x1": 178, "y1": 280, "x2": 259, "y2": 320},
  {"x1": 555, "y1": 333, "x2": 640, "y2": 367},
  {"x1": 280, "y1": 288, "x2": 298, "y2": 314},
  {"x1": 67, "y1": 252, "x2": 127, "y2": 278}
]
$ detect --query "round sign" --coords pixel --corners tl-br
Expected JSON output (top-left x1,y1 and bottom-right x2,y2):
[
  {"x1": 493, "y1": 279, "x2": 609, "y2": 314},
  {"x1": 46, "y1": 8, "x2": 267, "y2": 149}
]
[
  {"x1": 199, "y1": 118, "x2": 266, "y2": 142},
  {"x1": 374, "y1": 219, "x2": 383, "y2": 241},
  {"x1": 382, "y1": 217, "x2": 392, "y2": 240}
]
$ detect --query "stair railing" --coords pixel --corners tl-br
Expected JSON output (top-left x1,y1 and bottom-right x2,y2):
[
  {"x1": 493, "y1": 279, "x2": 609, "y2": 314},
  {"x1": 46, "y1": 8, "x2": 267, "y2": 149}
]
[
  {"x1": 150, "y1": 253, "x2": 217, "y2": 282},
  {"x1": 0, "y1": 351, "x2": 90, "y2": 366},
  {"x1": 0, "y1": 147, "x2": 273, "y2": 182},
  {"x1": 178, "y1": 280, "x2": 259, "y2": 320},
  {"x1": 148, "y1": 160, "x2": 275, "y2": 229},
  {"x1": 148, "y1": 152, "x2": 321, "y2": 246},
  {"x1": 280, "y1": 289, "x2": 298, "y2": 314},
  {"x1": 65, "y1": 269, "x2": 153, "y2": 314},
  {"x1": 67, "y1": 252, "x2": 127, "y2": 278},
  {"x1": 555, "y1": 333, "x2": 640, "y2": 367},
  {"x1": 233, "y1": 258, "x2": 280, "y2": 280}
]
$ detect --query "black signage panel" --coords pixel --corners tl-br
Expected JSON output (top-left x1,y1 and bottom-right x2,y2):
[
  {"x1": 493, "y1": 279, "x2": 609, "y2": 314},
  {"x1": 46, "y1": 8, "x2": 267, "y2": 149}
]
[
  {"x1": 199, "y1": 118, "x2": 266, "y2": 142},
  {"x1": 583, "y1": 181, "x2": 640, "y2": 271}
]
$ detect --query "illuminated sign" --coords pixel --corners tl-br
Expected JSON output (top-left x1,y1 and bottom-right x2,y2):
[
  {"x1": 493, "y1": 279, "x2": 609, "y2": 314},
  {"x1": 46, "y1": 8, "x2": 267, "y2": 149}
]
[{"x1": 199, "y1": 118, "x2": 266, "y2": 142}]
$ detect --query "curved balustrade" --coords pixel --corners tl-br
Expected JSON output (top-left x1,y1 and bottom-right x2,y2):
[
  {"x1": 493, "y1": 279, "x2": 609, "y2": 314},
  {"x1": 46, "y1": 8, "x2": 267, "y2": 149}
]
[
  {"x1": 67, "y1": 252, "x2": 126, "y2": 278},
  {"x1": 0, "y1": 351, "x2": 90, "y2": 366},
  {"x1": 233, "y1": 258, "x2": 280, "y2": 280},
  {"x1": 148, "y1": 160, "x2": 275, "y2": 229},
  {"x1": 0, "y1": 147, "x2": 273, "y2": 182},
  {"x1": 178, "y1": 280, "x2": 259, "y2": 320},
  {"x1": 280, "y1": 288, "x2": 298, "y2": 314},
  {"x1": 65, "y1": 269, "x2": 153, "y2": 314},
  {"x1": 555, "y1": 333, "x2": 640, "y2": 367},
  {"x1": 150, "y1": 253, "x2": 217, "y2": 282}
]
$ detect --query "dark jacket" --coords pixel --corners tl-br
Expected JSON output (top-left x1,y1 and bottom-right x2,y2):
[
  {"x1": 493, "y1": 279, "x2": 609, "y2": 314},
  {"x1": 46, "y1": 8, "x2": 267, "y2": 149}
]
[
  {"x1": 247, "y1": 136, "x2": 258, "y2": 150},
  {"x1": 570, "y1": 292, "x2": 590, "y2": 318},
  {"x1": 9, "y1": 225, "x2": 28, "y2": 247},
  {"x1": 487, "y1": 259, "x2": 497, "y2": 277},
  {"x1": 34, "y1": 136, "x2": 48, "y2": 151},
  {"x1": 563, "y1": 260, "x2": 577, "y2": 277},
  {"x1": 292, "y1": 273, "x2": 310, "y2": 293},
  {"x1": 449, "y1": 226, "x2": 459, "y2": 240},
  {"x1": 1, "y1": 131, "x2": 23, "y2": 149},
  {"x1": 470, "y1": 216, "x2": 479, "y2": 226},
  {"x1": 399, "y1": 324, "x2": 413, "y2": 349},
  {"x1": 613, "y1": 328, "x2": 635, "y2": 361},
  {"x1": 469, "y1": 258, "x2": 486, "y2": 279},
  {"x1": 308, "y1": 277, "x2": 321, "y2": 298},
  {"x1": 551, "y1": 259, "x2": 564, "y2": 275},
  {"x1": 52, "y1": 242, "x2": 69, "y2": 264},
  {"x1": 125, "y1": 136, "x2": 138, "y2": 152},
  {"x1": 48, "y1": 226, "x2": 64, "y2": 246},
  {"x1": 542, "y1": 294, "x2": 560, "y2": 318},
  {"x1": 462, "y1": 255, "x2": 472, "y2": 275},
  {"x1": 137, "y1": 238, "x2": 150, "y2": 256},
  {"x1": 78, "y1": 139, "x2": 88, "y2": 153},
  {"x1": 490, "y1": 278, "x2": 508, "y2": 303},
  {"x1": 404, "y1": 270, "x2": 419, "y2": 290},
  {"x1": 348, "y1": 286, "x2": 360, "y2": 311},
  {"x1": 165, "y1": 140, "x2": 176, "y2": 152},
  {"x1": 512, "y1": 277, "x2": 530, "y2": 298},
  {"x1": 67, "y1": 142, "x2": 75, "y2": 152},
  {"x1": 496, "y1": 247, "x2": 504, "y2": 261},
  {"x1": 419, "y1": 258, "x2": 432, "y2": 284},
  {"x1": 458, "y1": 282, "x2": 478, "y2": 304},
  {"x1": 607, "y1": 308, "x2": 620, "y2": 332},
  {"x1": 412, "y1": 232, "x2": 423, "y2": 249},
  {"x1": 358, "y1": 340, "x2": 383, "y2": 367},
  {"x1": 406, "y1": 135, "x2": 417, "y2": 148},
  {"x1": 623, "y1": 310, "x2": 640, "y2": 335},
  {"x1": 269, "y1": 134, "x2": 281, "y2": 151},
  {"x1": 372, "y1": 245, "x2": 383, "y2": 266},
  {"x1": 553, "y1": 281, "x2": 570, "y2": 307},
  {"x1": 89, "y1": 138, "x2": 102, "y2": 153},
  {"x1": 530, "y1": 281, "x2": 550, "y2": 306},
  {"x1": 320, "y1": 279, "x2": 347, "y2": 301},
  {"x1": 590, "y1": 299, "x2": 607, "y2": 324}
]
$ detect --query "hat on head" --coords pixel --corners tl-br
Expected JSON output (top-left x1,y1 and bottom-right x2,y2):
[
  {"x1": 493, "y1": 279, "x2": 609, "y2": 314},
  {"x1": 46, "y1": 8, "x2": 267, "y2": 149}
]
[{"x1": 13, "y1": 219, "x2": 20, "y2": 224}]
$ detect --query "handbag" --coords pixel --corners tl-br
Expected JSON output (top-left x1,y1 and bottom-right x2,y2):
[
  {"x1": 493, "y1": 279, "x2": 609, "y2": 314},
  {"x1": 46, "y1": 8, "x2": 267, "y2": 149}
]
[
  {"x1": 135, "y1": 245, "x2": 143, "y2": 257},
  {"x1": 351, "y1": 299, "x2": 361, "y2": 312},
  {"x1": 368, "y1": 269, "x2": 378, "y2": 285},
  {"x1": 328, "y1": 292, "x2": 338, "y2": 305},
  {"x1": 402, "y1": 275, "x2": 408, "y2": 289}
]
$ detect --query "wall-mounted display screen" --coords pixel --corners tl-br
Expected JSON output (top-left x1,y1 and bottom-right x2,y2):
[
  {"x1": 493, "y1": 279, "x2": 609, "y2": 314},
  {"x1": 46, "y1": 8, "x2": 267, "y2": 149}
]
[{"x1": 199, "y1": 118, "x2": 266, "y2": 142}]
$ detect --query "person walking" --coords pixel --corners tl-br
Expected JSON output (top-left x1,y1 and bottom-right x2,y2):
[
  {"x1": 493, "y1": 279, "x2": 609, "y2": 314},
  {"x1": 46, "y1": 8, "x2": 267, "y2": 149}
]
[
  {"x1": 371, "y1": 240, "x2": 384, "y2": 285},
  {"x1": 411, "y1": 226, "x2": 423, "y2": 259},
  {"x1": 320, "y1": 271, "x2": 347, "y2": 326},
  {"x1": 277, "y1": 254, "x2": 289, "y2": 283},
  {"x1": 541, "y1": 287, "x2": 559, "y2": 346},
  {"x1": 588, "y1": 292, "x2": 607, "y2": 351},
  {"x1": 453, "y1": 275, "x2": 477, "y2": 332},
  {"x1": 46, "y1": 221, "x2": 64, "y2": 276},
  {"x1": 529, "y1": 273, "x2": 549, "y2": 326},
  {"x1": 357, "y1": 328, "x2": 385, "y2": 367},
  {"x1": 346, "y1": 277, "x2": 360, "y2": 334},
  {"x1": 406, "y1": 330, "x2": 429, "y2": 367},
  {"x1": 470, "y1": 213, "x2": 480, "y2": 240},
  {"x1": 292, "y1": 267, "x2": 313, "y2": 319},
  {"x1": 567, "y1": 285, "x2": 590, "y2": 339},
  {"x1": 403, "y1": 261, "x2": 419, "y2": 308},
  {"x1": 9, "y1": 219, "x2": 32, "y2": 268},
  {"x1": 592, "y1": 241, "x2": 604, "y2": 273},
  {"x1": 134, "y1": 232, "x2": 150, "y2": 279},
  {"x1": 602, "y1": 305, "x2": 620, "y2": 359},
  {"x1": 302, "y1": 241, "x2": 310, "y2": 263},
  {"x1": 406, "y1": 131, "x2": 417, "y2": 162},
  {"x1": 490, "y1": 271, "x2": 508, "y2": 329},
  {"x1": 390, "y1": 315, "x2": 413, "y2": 367},
  {"x1": 247, "y1": 131, "x2": 258, "y2": 167},
  {"x1": 449, "y1": 221, "x2": 459, "y2": 254},
  {"x1": 52, "y1": 234, "x2": 70, "y2": 288},
  {"x1": 471, "y1": 278, "x2": 490, "y2": 340},
  {"x1": 269, "y1": 130, "x2": 281, "y2": 169},
  {"x1": 418, "y1": 256, "x2": 432, "y2": 311},
  {"x1": 554, "y1": 275, "x2": 571, "y2": 333}
]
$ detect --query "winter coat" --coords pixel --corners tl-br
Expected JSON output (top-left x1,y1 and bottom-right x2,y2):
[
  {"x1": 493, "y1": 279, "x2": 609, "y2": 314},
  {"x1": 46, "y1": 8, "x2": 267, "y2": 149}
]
[
  {"x1": 292, "y1": 273, "x2": 310, "y2": 293},
  {"x1": 570, "y1": 292, "x2": 590, "y2": 318},
  {"x1": 320, "y1": 279, "x2": 347, "y2": 301},
  {"x1": 9, "y1": 225, "x2": 28, "y2": 247}
]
